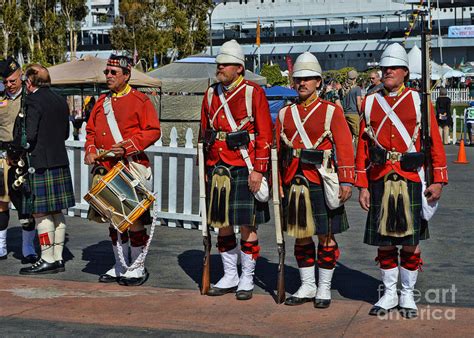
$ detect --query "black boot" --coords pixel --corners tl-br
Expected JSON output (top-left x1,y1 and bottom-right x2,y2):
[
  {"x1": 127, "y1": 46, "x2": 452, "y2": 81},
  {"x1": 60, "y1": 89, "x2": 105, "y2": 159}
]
[{"x1": 19, "y1": 259, "x2": 59, "y2": 275}]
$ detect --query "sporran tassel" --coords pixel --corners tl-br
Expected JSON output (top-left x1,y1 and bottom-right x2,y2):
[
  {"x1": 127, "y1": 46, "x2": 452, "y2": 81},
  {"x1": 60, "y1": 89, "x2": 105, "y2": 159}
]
[
  {"x1": 387, "y1": 194, "x2": 397, "y2": 232},
  {"x1": 288, "y1": 187, "x2": 297, "y2": 227},
  {"x1": 218, "y1": 186, "x2": 227, "y2": 223},
  {"x1": 298, "y1": 187, "x2": 307, "y2": 229},
  {"x1": 211, "y1": 183, "x2": 219, "y2": 223},
  {"x1": 395, "y1": 193, "x2": 408, "y2": 232}
]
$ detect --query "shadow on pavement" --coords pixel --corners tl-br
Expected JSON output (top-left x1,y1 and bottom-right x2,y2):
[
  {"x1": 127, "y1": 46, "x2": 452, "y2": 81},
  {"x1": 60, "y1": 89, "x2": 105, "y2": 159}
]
[
  {"x1": 178, "y1": 250, "x2": 224, "y2": 291},
  {"x1": 7, "y1": 227, "x2": 74, "y2": 263},
  {"x1": 81, "y1": 240, "x2": 114, "y2": 276},
  {"x1": 333, "y1": 262, "x2": 380, "y2": 304}
]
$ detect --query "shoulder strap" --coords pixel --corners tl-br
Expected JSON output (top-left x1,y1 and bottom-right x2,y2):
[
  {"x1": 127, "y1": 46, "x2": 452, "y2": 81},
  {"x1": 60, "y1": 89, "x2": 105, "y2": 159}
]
[
  {"x1": 217, "y1": 84, "x2": 254, "y2": 172},
  {"x1": 312, "y1": 104, "x2": 335, "y2": 149},
  {"x1": 103, "y1": 95, "x2": 123, "y2": 143},
  {"x1": 290, "y1": 104, "x2": 313, "y2": 149},
  {"x1": 207, "y1": 86, "x2": 214, "y2": 113},
  {"x1": 245, "y1": 85, "x2": 254, "y2": 123}
]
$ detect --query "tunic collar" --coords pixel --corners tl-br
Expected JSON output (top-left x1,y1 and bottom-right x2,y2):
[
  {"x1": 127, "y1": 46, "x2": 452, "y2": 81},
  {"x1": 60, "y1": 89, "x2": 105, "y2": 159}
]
[
  {"x1": 223, "y1": 75, "x2": 244, "y2": 92},
  {"x1": 112, "y1": 84, "x2": 132, "y2": 97},
  {"x1": 384, "y1": 84, "x2": 406, "y2": 97},
  {"x1": 299, "y1": 92, "x2": 319, "y2": 108}
]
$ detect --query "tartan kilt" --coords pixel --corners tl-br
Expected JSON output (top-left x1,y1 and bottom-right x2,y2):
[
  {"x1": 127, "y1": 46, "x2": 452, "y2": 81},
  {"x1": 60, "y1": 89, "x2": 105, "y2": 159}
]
[
  {"x1": 30, "y1": 166, "x2": 75, "y2": 214},
  {"x1": 282, "y1": 180, "x2": 349, "y2": 236},
  {"x1": 206, "y1": 165, "x2": 270, "y2": 228},
  {"x1": 364, "y1": 178, "x2": 429, "y2": 246}
]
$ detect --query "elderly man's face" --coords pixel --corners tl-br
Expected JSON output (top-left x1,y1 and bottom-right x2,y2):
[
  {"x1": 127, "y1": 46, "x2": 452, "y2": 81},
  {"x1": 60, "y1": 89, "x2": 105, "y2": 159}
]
[
  {"x1": 382, "y1": 66, "x2": 408, "y2": 92},
  {"x1": 294, "y1": 76, "x2": 321, "y2": 101},
  {"x1": 370, "y1": 72, "x2": 381, "y2": 85},
  {"x1": 104, "y1": 66, "x2": 129, "y2": 92},
  {"x1": 3, "y1": 69, "x2": 22, "y2": 95},
  {"x1": 216, "y1": 63, "x2": 243, "y2": 85}
]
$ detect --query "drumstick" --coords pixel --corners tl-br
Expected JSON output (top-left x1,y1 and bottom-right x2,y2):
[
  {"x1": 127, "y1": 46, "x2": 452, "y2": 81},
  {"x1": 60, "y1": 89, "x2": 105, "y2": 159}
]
[{"x1": 95, "y1": 150, "x2": 116, "y2": 162}]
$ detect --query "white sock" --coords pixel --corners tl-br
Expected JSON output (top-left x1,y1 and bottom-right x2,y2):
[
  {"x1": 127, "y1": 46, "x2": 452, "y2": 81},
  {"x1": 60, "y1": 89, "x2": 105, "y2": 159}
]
[
  {"x1": 52, "y1": 213, "x2": 67, "y2": 262},
  {"x1": 36, "y1": 215, "x2": 55, "y2": 263}
]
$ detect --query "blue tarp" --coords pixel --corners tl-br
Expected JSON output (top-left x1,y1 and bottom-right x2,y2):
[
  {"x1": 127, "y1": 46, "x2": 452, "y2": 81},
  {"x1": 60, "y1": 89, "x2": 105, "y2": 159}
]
[
  {"x1": 264, "y1": 86, "x2": 298, "y2": 98},
  {"x1": 264, "y1": 86, "x2": 298, "y2": 122}
]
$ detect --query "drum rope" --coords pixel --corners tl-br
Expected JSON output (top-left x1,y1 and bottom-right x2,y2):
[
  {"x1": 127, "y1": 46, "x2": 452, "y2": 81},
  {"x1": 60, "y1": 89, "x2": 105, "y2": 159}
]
[{"x1": 116, "y1": 200, "x2": 158, "y2": 271}]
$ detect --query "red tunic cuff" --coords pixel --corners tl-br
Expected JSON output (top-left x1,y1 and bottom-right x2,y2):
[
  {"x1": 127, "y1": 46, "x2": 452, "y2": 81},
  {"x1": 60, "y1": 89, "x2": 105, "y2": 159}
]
[
  {"x1": 433, "y1": 166, "x2": 448, "y2": 184},
  {"x1": 86, "y1": 145, "x2": 97, "y2": 155},
  {"x1": 120, "y1": 138, "x2": 140, "y2": 156},
  {"x1": 355, "y1": 169, "x2": 369, "y2": 188},
  {"x1": 337, "y1": 166, "x2": 355, "y2": 184}
]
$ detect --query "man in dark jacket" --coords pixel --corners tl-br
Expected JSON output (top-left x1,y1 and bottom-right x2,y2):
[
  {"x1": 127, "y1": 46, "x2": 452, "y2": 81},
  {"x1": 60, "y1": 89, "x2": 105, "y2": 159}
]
[
  {"x1": 0, "y1": 58, "x2": 37, "y2": 264},
  {"x1": 19, "y1": 64, "x2": 75, "y2": 275}
]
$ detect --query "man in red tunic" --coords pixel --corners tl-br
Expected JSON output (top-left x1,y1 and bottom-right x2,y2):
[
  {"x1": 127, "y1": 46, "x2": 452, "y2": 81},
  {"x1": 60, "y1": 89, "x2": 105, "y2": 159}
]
[
  {"x1": 275, "y1": 52, "x2": 354, "y2": 308},
  {"x1": 200, "y1": 40, "x2": 273, "y2": 300},
  {"x1": 355, "y1": 43, "x2": 448, "y2": 318},
  {"x1": 85, "y1": 55, "x2": 160, "y2": 286}
]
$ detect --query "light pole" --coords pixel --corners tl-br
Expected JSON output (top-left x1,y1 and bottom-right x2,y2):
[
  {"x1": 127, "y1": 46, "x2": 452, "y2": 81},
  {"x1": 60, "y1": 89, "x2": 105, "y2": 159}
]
[{"x1": 208, "y1": 0, "x2": 232, "y2": 56}]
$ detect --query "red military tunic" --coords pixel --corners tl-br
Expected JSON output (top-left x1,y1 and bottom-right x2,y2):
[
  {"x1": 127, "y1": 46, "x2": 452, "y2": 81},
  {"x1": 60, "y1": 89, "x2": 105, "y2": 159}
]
[
  {"x1": 85, "y1": 88, "x2": 161, "y2": 170},
  {"x1": 355, "y1": 87, "x2": 448, "y2": 188},
  {"x1": 276, "y1": 97, "x2": 355, "y2": 186},
  {"x1": 200, "y1": 79, "x2": 273, "y2": 173}
]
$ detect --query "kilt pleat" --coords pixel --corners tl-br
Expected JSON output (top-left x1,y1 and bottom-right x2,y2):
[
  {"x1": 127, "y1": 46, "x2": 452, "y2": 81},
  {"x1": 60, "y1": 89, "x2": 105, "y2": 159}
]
[
  {"x1": 30, "y1": 166, "x2": 75, "y2": 213},
  {"x1": 283, "y1": 180, "x2": 349, "y2": 236},
  {"x1": 207, "y1": 165, "x2": 270, "y2": 228},
  {"x1": 364, "y1": 178, "x2": 429, "y2": 246}
]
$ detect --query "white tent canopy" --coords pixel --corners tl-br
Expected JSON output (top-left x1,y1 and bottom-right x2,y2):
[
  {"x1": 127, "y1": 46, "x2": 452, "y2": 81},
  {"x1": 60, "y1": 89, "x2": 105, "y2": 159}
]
[{"x1": 408, "y1": 46, "x2": 449, "y2": 80}]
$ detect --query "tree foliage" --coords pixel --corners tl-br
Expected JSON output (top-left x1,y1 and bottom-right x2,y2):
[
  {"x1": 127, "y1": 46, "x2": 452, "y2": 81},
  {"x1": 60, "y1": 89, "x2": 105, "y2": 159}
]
[
  {"x1": 0, "y1": 1, "x2": 212, "y2": 67},
  {"x1": 110, "y1": 0, "x2": 212, "y2": 70},
  {"x1": 261, "y1": 64, "x2": 289, "y2": 87}
]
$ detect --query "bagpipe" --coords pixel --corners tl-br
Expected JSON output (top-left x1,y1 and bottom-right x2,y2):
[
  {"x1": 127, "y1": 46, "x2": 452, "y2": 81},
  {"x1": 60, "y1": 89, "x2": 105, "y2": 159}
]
[{"x1": 5, "y1": 78, "x2": 35, "y2": 215}]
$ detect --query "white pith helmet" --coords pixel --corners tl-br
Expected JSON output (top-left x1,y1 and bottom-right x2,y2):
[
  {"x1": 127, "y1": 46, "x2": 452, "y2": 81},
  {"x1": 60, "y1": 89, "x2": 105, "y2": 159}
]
[
  {"x1": 215, "y1": 40, "x2": 245, "y2": 66},
  {"x1": 292, "y1": 52, "x2": 323, "y2": 78},
  {"x1": 380, "y1": 43, "x2": 409, "y2": 68}
]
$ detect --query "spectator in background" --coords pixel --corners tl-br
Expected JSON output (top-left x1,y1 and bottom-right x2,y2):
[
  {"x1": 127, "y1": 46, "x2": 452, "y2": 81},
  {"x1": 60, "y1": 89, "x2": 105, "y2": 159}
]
[
  {"x1": 435, "y1": 87, "x2": 452, "y2": 145},
  {"x1": 341, "y1": 70, "x2": 362, "y2": 144},
  {"x1": 367, "y1": 70, "x2": 384, "y2": 95},
  {"x1": 320, "y1": 79, "x2": 343, "y2": 110}
]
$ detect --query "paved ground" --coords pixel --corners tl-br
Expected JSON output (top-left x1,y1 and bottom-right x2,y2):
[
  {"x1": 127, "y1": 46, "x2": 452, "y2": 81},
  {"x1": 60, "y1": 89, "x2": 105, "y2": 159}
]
[{"x1": 0, "y1": 144, "x2": 473, "y2": 336}]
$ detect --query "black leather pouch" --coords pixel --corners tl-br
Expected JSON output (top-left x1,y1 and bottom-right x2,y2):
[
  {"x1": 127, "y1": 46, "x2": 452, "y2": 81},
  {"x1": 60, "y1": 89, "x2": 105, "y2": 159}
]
[
  {"x1": 400, "y1": 152, "x2": 425, "y2": 171},
  {"x1": 203, "y1": 129, "x2": 217, "y2": 147},
  {"x1": 226, "y1": 130, "x2": 250, "y2": 150},
  {"x1": 300, "y1": 149, "x2": 324, "y2": 165},
  {"x1": 369, "y1": 146, "x2": 387, "y2": 165},
  {"x1": 280, "y1": 145, "x2": 293, "y2": 168}
]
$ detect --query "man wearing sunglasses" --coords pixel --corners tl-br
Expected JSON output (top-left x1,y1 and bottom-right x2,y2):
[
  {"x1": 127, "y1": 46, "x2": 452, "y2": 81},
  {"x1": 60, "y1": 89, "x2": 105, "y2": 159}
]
[
  {"x1": 366, "y1": 70, "x2": 383, "y2": 95},
  {"x1": 85, "y1": 54, "x2": 160, "y2": 286},
  {"x1": 0, "y1": 57, "x2": 37, "y2": 265}
]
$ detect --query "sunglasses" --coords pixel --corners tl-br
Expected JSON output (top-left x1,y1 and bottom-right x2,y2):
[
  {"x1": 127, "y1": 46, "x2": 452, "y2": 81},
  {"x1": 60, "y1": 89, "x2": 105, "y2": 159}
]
[
  {"x1": 370, "y1": 77, "x2": 377, "y2": 80},
  {"x1": 103, "y1": 69, "x2": 121, "y2": 76},
  {"x1": 2, "y1": 77, "x2": 20, "y2": 84}
]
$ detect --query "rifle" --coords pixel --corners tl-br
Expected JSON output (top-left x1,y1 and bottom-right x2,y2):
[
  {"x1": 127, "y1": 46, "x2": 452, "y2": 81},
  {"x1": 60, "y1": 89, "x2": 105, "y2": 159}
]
[
  {"x1": 420, "y1": 11, "x2": 433, "y2": 184},
  {"x1": 419, "y1": 11, "x2": 434, "y2": 191},
  {"x1": 198, "y1": 143, "x2": 211, "y2": 295},
  {"x1": 271, "y1": 147, "x2": 286, "y2": 304}
]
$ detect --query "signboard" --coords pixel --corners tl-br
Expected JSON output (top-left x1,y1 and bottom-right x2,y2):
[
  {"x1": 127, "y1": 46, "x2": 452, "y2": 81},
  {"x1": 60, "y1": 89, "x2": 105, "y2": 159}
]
[{"x1": 448, "y1": 25, "x2": 474, "y2": 38}]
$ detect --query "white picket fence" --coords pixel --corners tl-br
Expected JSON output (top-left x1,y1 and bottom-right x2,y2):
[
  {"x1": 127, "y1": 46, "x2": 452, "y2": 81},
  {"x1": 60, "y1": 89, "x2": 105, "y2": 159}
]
[
  {"x1": 431, "y1": 88, "x2": 471, "y2": 103},
  {"x1": 67, "y1": 123, "x2": 201, "y2": 229}
]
